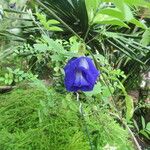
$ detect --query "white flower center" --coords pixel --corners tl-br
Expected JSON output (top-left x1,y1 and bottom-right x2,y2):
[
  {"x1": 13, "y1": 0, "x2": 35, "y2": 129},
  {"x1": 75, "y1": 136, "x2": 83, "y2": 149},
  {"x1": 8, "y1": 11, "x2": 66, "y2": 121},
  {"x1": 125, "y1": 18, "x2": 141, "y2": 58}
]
[{"x1": 79, "y1": 58, "x2": 89, "y2": 69}]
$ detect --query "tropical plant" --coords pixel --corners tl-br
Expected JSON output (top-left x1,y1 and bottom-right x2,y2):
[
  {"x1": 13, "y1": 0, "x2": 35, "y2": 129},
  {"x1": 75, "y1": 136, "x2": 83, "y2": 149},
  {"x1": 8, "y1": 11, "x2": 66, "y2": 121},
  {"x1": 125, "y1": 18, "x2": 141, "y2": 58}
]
[
  {"x1": 33, "y1": 0, "x2": 150, "y2": 90},
  {"x1": 0, "y1": 0, "x2": 150, "y2": 149}
]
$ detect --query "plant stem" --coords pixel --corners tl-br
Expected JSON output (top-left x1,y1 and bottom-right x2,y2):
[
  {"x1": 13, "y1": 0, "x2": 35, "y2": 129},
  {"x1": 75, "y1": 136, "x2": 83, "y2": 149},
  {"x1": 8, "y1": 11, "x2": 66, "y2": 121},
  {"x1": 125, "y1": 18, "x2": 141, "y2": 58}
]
[
  {"x1": 125, "y1": 123, "x2": 142, "y2": 150},
  {"x1": 35, "y1": 0, "x2": 82, "y2": 40},
  {"x1": 76, "y1": 93, "x2": 93, "y2": 150}
]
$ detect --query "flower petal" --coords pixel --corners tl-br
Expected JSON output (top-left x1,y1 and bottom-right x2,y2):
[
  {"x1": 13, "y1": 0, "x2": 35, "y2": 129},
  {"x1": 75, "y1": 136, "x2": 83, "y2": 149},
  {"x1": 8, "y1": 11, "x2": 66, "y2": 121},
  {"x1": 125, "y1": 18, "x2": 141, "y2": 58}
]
[
  {"x1": 80, "y1": 85, "x2": 94, "y2": 91},
  {"x1": 74, "y1": 71, "x2": 89, "y2": 87},
  {"x1": 86, "y1": 57, "x2": 100, "y2": 75},
  {"x1": 64, "y1": 59, "x2": 77, "y2": 91},
  {"x1": 78, "y1": 57, "x2": 89, "y2": 69},
  {"x1": 64, "y1": 56, "x2": 100, "y2": 92}
]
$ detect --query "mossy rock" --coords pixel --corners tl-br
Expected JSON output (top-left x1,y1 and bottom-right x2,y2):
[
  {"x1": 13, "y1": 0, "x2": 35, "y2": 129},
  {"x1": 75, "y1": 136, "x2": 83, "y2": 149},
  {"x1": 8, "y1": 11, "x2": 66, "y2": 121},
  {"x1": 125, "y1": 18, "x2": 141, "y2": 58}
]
[{"x1": 0, "y1": 86, "x2": 134, "y2": 150}]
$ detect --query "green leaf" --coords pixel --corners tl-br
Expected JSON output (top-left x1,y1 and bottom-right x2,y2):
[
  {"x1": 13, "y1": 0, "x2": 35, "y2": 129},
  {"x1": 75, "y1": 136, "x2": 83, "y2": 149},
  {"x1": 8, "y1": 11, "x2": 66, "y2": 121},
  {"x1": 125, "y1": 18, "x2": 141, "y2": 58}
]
[
  {"x1": 8, "y1": 79, "x2": 13, "y2": 85},
  {"x1": 146, "y1": 122, "x2": 150, "y2": 131},
  {"x1": 14, "y1": 79, "x2": 19, "y2": 82},
  {"x1": 47, "y1": 19, "x2": 60, "y2": 25},
  {"x1": 34, "y1": 44, "x2": 48, "y2": 52},
  {"x1": 42, "y1": 35, "x2": 65, "y2": 54},
  {"x1": 130, "y1": 18, "x2": 147, "y2": 29},
  {"x1": 0, "y1": 77, "x2": 4, "y2": 81},
  {"x1": 123, "y1": 4, "x2": 134, "y2": 21},
  {"x1": 19, "y1": 76, "x2": 23, "y2": 81},
  {"x1": 36, "y1": 13, "x2": 63, "y2": 32},
  {"x1": 85, "y1": 0, "x2": 101, "y2": 22},
  {"x1": 141, "y1": 116, "x2": 146, "y2": 129},
  {"x1": 8, "y1": 73, "x2": 14, "y2": 79},
  {"x1": 124, "y1": 0, "x2": 150, "y2": 8},
  {"x1": 4, "y1": 73, "x2": 9, "y2": 79},
  {"x1": 36, "y1": 13, "x2": 46, "y2": 23},
  {"x1": 48, "y1": 26, "x2": 63, "y2": 31},
  {"x1": 50, "y1": 54, "x2": 65, "y2": 62},
  {"x1": 93, "y1": 13, "x2": 129, "y2": 27},
  {"x1": 139, "y1": 130, "x2": 150, "y2": 139},
  {"x1": 102, "y1": 86, "x2": 114, "y2": 98},
  {"x1": 133, "y1": 119, "x2": 139, "y2": 132},
  {"x1": 99, "y1": 8, "x2": 124, "y2": 20},
  {"x1": 94, "y1": 54, "x2": 109, "y2": 65},
  {"x1": 113, "y1": 0, "x2": 133, "y2": 21},
  {"x1": 104, "y1": 31, "x2": 120, "y2": 38},
  {"x1": 14, "y1": 68, "x2": 20, "y2": 74},
  {"x1": 70, "y1": 42, "x2": 80, "y2": 53},
  {"x1": 18, "y1": 70, "x2": 24, "y2": 75},
  {"x1": 85, "y1": 82, "x2": 102, "y2": 96},
  {"x1": 6, "y1": 67, "x2": 13, "y2": 72},
  {"x1": 126, "y1": 95, "x2": 134, "y2": 122},
  {"x1": 141, "y1": 28, "x2": 150, "y2": 46},
  {"x1": 4, "y1": 79, "x2": 9, "y2": 85}
]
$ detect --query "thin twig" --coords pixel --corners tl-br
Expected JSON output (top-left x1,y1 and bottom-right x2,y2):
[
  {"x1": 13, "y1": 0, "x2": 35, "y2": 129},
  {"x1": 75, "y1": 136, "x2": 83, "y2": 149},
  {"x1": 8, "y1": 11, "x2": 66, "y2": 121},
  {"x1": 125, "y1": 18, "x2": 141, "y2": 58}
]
[
  {"x1": 125, "y1": 123, "x2": 142, "y2": 150},
  {"x1": 76, "y1": 93, "x2": 93, "y2": 150}
]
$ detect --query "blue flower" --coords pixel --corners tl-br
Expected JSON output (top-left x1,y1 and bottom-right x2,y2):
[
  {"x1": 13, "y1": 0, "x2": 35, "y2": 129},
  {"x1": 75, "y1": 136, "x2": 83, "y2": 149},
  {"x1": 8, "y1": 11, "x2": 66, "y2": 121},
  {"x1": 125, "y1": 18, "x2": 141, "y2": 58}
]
[{"x1": 64, "y1": 56, "x2": 100, "y2": 92}]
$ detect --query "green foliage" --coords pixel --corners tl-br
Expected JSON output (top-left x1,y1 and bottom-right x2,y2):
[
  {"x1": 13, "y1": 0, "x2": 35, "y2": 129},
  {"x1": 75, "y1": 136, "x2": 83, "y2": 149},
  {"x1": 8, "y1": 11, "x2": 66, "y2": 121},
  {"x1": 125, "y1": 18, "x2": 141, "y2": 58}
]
[
  {"x1": 93, "y1": 13, "x2": 129, "y2": 28},
  {"x1": 13, "y1": 34, "x2": 84, "y2": 79},
  {"x1": 86, "y1": 110, "x2": 134, "y2": 150},
  {"x1": 0, "y1": 86, "x2": 87, "y2": 150},
  {"x1": 141, "y1": 28, "x2": 150, "y2": 46},
  {"x1": 139, "y1": 116, "x2": 150, "y2": 140},
  {"x1": 1, "y1": 0, "x2": 149, "y2": 90},
  {"x1": 36, "y1": 13, "x2": 63, "y2": 31},
  {"x1": 85, "y1": 54, "x2": 125, "y2": 100},
  {"x1": 0, "y1": 67, "x2": 38, "y2": 85},
  {"x1": 0, "y1": 0, "x2": 150, "y2": 148},
  {"x1": 0, "y1": 82, "x2": 134, "y2": 150},
  {"x1": 36, "y1": 0, "x2": 89, "y2": 37},
  {"x1": 87, "y1": 0, "x2": 147, "y2": 28}
]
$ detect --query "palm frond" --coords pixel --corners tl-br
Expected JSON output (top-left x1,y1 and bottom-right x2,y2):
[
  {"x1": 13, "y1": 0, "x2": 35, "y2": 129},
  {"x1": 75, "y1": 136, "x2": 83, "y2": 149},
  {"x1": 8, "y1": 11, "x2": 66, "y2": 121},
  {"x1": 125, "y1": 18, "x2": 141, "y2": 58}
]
[{"x1": 36, "y1": 0, "x2": 89, "y2": 37}]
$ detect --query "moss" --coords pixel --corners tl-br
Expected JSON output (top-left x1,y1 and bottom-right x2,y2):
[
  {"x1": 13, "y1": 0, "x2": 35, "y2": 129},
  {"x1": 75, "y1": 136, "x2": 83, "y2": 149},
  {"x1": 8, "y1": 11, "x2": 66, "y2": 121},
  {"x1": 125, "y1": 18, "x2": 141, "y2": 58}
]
[
  {"x1": 0, "y1": 88, "x2": 88, "y2": 150},
  {"x1": 0, "y1": 86, "x2": 134, "y2": 150}
]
